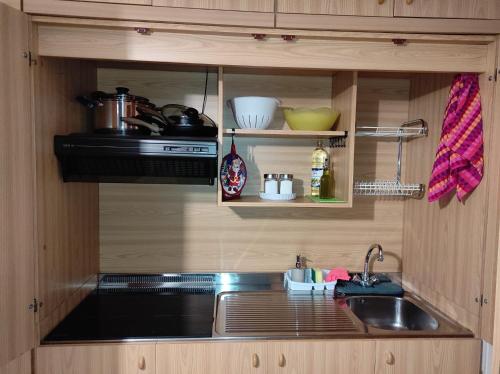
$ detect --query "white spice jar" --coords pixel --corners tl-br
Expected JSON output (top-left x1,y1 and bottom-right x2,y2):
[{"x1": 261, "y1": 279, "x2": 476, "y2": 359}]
[
  {"x1": 264, "y1": 174, "x2": 279, "y2": 194},
  {"x1": 279, "y1": 174, "x2": 293, "y2": 195}
]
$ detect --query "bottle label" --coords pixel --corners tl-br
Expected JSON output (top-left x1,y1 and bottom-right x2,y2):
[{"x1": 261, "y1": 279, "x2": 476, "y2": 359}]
[{"x1": 311, "y1": 168, "x2": 324, "y2": 195}]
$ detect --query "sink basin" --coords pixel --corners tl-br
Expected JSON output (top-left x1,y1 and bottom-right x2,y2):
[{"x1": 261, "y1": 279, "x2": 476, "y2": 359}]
[{"x1": 347, "y1": 296, "x2": 439, "y2": 331}]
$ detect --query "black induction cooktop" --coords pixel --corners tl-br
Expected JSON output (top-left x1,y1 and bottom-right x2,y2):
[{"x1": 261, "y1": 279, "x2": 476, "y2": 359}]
[{"x1": 43, "y1": 291, "x2": 215, "y2": 342}]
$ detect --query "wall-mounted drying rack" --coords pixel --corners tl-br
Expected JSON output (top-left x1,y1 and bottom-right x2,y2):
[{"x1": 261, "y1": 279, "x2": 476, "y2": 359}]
[{"x1": 353, "y1": 119, "x2": 427, "y2": 199}]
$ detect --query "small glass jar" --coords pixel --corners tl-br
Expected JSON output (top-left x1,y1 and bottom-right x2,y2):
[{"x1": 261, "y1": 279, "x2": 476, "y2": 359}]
[
  {"x1": 264, "y1": 174, "x2": 279, "y2": 194},
  {"x1": 279, "y1": 174, "x2": 293, "y2": 195}
]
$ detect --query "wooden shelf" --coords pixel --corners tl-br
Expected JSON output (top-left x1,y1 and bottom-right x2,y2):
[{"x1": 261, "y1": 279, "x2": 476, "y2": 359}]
[
  {"x1": 222, "y1": 129, "x2": 347, "y2": 138},
  {"x1": 220, "y1": 195, "x2": 351, "y2": 208}
]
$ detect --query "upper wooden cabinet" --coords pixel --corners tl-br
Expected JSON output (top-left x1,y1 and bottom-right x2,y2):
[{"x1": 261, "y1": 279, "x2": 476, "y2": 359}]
[
  {"x1": 394, "y1": 0, "x2": 500, "y2": 19},
  {"x1": 153, "y1": 0, "x2": 275, "y2": 12},
  {"x1": 276, "y1": 0, "x2": 394, "y2": 17},
  {"x1": 68, "y1": 0, "x2": 152, "y2": 4},
  {"x1": 0, "y1": 2, "x2": 36, "y2": 368},
  {"x1": 24, "y1": 0, "x2": 275, "y2": 27}
]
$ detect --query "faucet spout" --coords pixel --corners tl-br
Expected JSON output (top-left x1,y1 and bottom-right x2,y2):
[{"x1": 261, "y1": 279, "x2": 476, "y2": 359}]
[{"x1": 361, "y1": 244, "x2": 384, "y2": 286}]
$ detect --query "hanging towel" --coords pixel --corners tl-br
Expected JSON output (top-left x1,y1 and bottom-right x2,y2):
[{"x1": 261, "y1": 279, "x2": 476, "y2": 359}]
[{"x1": 428, "y1": 74, "x2": 484, "y2": 202}]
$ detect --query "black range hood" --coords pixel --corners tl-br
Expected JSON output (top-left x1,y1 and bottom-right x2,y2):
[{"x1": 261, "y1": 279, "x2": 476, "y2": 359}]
[{"x1": 54, "y1": 134, "x2": 218, "y2": 185}]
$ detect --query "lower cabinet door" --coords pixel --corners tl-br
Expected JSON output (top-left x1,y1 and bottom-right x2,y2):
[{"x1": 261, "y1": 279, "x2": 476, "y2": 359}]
[
  {"x1": 267, "y1": 340, "x2": 376, "y2": 374},
  {"x1": 375, "y1": 339, "x2": 481, "y2": 374},
  {"x1": 36, "y1": 344, "x2": 156, "y2": 374},
  {"x1": 156, "y1": 342, "x2": 267, "y2": 374}
]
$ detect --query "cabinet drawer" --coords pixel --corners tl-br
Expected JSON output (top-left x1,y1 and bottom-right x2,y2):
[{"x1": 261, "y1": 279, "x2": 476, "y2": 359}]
[
  {"x1": 277, "y1": 0, "x2": 394, "y2": 17},
  {"x1": 36, "y1": 344, "x2": 156, "y2": 374},
  {"x1": 152, "y1": 0, "x2": 275, "y2": 12}
]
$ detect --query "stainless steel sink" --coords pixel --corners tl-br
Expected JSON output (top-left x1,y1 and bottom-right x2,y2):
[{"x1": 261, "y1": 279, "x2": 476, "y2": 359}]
[{"x1": 347, "y1": 296, "x2": 439, "y2": 331}]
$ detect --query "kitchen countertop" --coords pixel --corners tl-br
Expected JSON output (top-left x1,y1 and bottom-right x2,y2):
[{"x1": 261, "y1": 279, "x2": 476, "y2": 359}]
[{"x1": 42, "y1": 272, "x2": 473, "y2": 344}]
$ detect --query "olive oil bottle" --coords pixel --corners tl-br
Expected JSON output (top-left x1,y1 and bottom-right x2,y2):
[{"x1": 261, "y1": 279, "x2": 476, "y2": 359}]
[
  {"x1": 311, "y1": 141, "x2": 329, "y2": 197},
  {"x1": 319, "y1": 167, "x2": 331, "y2": 199}
]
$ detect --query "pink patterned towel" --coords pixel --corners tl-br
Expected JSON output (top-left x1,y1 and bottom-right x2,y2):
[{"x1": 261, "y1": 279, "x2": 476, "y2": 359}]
[{"x1": 428, "y1": 74, "x2": 484, "y2": 202}]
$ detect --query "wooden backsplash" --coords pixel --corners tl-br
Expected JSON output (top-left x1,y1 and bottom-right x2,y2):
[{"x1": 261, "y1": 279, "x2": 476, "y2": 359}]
[{"x1": 98, "y1": 68, "x2": 409, "y2": 273}]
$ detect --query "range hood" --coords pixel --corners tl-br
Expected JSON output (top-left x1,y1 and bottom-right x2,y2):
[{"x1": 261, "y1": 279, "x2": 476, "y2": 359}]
[{"x1": 54, "y1": 134, "x2": 218, "y2": 185}]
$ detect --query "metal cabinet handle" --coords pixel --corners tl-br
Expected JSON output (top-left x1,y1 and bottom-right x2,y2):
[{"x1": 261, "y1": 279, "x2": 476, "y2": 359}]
[
  {"x1": 278, "y1": 353, "x2": 286, "y2": 368},
  {"x1": 252, "y1": 353, "x2": 260, "y2": 368},
  {"x1": 138, "y1": 356, "x2": 146, "y2": 371},
  {"x1": 378, "y1": 0, "x2": 385, "y2": 4},
  {"x1": 385, "y1": 351, "x2": 395, "y2": 366},
  {"x1": 406, "y1": 0, "x2": 414, "y2": 4}
]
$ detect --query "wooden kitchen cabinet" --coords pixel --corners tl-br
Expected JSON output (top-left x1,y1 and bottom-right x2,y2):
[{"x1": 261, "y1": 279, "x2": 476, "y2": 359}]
[
  {"x1": 67, "y1": 0, "x2": 152, "y2": 4},
  {"x1": 375, "y1": 339, "x2": 481, "y2": 374},
  {"x1": 277, "y1": 0, "x2": 394, "y2": 17},
  {"x1": 0, "y1": 2, "x2": 36, "y2": 369},
  {"x1": 267, "y1": 340, "x2": 376, "y2": 374},
  {"x1": 156, "y1": 342, "x2": 267, "y2": 373},
  {"x1": 152, "y1": 0, "x2": 274, "y2": 12},
  {"x1": 23, "y1": 0, "x2": 274, "y2": 27},
  {"x1": 36, "y1": 344, "x2": 156, "y2": 374},
  {"x1": 394, "y1": 0, "x2": 500, "y2": 19}
]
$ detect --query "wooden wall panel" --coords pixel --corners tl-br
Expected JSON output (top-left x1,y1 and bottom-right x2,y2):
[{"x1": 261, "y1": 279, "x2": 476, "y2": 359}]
[
  {"x1": 35, "y1": 58, "x2": 99, "y2": 339},
  {"x1": 0, "y1": 3, "x2": 35, "y2": 367},
  {"x1": 402, "y1": 73, "x2": 493, "y2": 334},
  {"x1": 99, "y1": 68, "x2": 409, "y2": 273}
]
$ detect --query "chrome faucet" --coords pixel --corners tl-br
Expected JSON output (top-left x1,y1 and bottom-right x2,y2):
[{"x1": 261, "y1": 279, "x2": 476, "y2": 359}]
[{"x1": 352, "y1": 243, "x2": 384, "y2": 287}]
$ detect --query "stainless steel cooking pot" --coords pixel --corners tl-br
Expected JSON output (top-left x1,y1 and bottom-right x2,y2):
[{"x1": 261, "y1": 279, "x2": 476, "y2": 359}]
[{"x1": 78, "y1": 87, "x2": 154, "y2": 135}]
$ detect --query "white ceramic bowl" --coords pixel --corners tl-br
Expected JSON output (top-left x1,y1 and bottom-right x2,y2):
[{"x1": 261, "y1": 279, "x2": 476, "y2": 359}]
[{"x1": 227, "y1": 96, "x2": 281, "y2": 130}]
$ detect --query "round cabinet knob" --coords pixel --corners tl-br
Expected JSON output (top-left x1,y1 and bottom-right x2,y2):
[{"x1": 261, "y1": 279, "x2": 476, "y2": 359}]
[
  {"x1": 278, "y1": 354, "x2": 286, "y2": 368},
  {"x1": 406, "y1": 0, "x2": 414, "y2": 4},
  {"x1": 385, "y1": 351, "x2": 395, "y2": 366},
  {"x1": 252, "y1": 353, "x2": 260, "y2": 368},
  {"x1": 138, "y1": 356, "x2": 146, "y2": 371},
  {"x1": 378, "y1": 0, "x2": 385, "y2": 4}
]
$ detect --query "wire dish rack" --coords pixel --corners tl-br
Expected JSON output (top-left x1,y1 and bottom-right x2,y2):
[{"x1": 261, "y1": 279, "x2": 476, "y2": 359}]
[
  {"x1": 354, "y1": 180, "x2": 424, "y2": 198},
  {"x1": 354, "y1": 119, "x2": 426, "y2": 199},
  {"x1": 355, "y1": 119, "x2": 428, "y2": 139}
]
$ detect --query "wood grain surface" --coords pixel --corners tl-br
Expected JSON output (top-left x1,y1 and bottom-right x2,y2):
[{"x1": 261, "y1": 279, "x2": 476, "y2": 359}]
[
  {"x1": 25, "y1": 0, "x2": 275, "y2": 27},
  {"x1": 374, "y1": 339, "x2": 481, "y2": 374},
  {"x1": 394, "y1": 0, "x2": 500, "y2": 19},
  {"x1": 98, "y1": 67, "x2": 409, "y2": 273},
  {"x1": 153, "y1": 0, "x2": 274, "y2": 12},
  {"x1": 0, "y1": 3, "x2": 35, "y2": 367},
  {"x1": 402, "y1": 72, "x2": 495, "y2": 335},
  {"x1": 34, "y1": 58, "x2": 100, "y2": 339},
  {"x1": 277, "y1": 0, "x2": 394, "y2": 17},
  {"x1": 0, "y1": 351, "x2": 32, "y2": 374},
  {"x1": 36, "y1": 25, "x2": 491, "y2": 73},
  {"x1": 36, "y1": 344, "x2": 155, "y2": 374}
]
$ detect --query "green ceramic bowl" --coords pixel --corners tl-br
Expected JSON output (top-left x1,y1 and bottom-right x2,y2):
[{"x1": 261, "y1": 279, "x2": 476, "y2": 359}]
[{"x1": 283, "y1": 107, "x2": 340, "y2": 131}]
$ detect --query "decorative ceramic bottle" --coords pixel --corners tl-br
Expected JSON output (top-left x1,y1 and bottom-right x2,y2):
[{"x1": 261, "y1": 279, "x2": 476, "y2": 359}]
[{"x1": 311, "y1": 141, "x2": 329, "y2": 197}]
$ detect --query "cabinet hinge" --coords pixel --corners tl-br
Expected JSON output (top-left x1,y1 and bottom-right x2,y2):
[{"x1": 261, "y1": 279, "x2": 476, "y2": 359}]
[
  {"x1": 28, "y1": 298, "x2": 40, "y2": 313},
  {"x1": 489, "y1": 69, "x2": 498, "y2": 82},
  {"x1": 475, "y1": 294, "x2": 489, "y2": 307}
]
